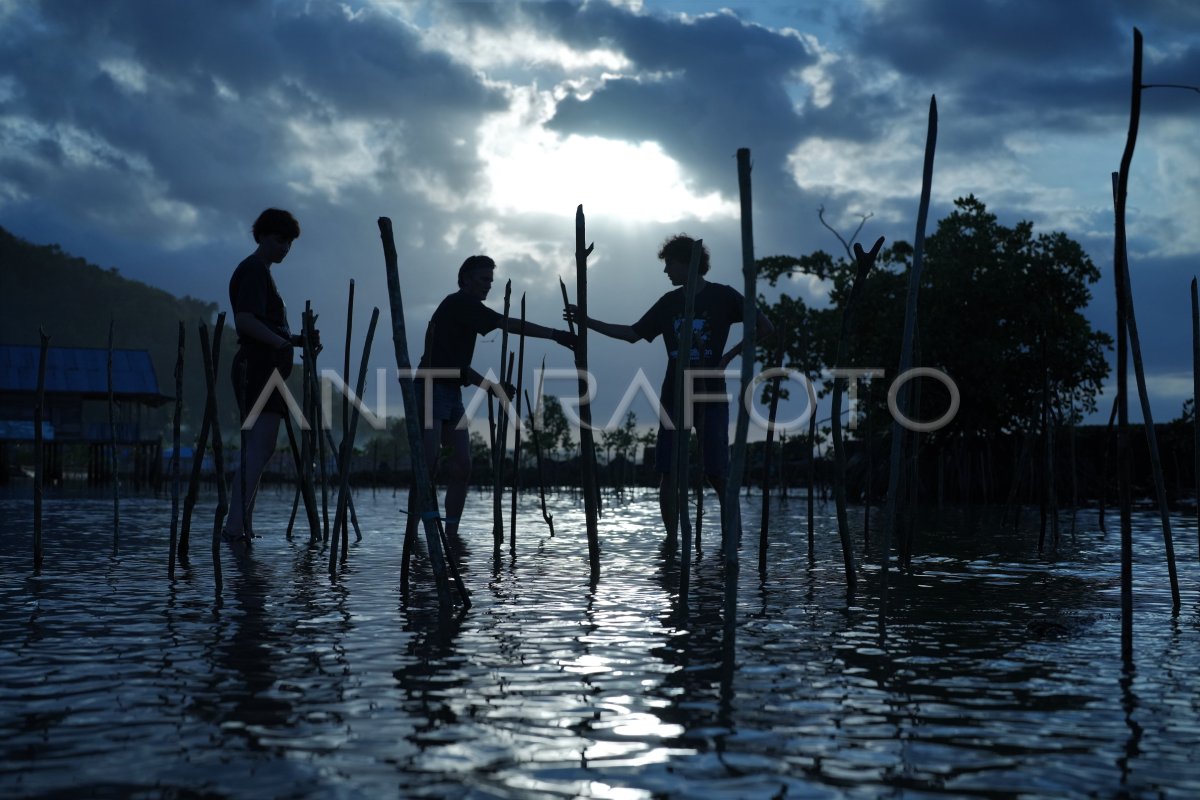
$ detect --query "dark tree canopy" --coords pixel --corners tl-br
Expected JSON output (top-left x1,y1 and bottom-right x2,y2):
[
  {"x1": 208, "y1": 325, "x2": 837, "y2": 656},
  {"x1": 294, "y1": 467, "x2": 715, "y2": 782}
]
[{"x1": 758, "y1": 196, "x2": 1111, "y2": 442}]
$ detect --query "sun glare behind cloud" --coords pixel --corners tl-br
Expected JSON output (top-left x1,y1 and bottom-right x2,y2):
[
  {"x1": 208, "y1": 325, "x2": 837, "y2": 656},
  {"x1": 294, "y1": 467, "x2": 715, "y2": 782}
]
[{"x1": 478, "y1": 88, "x2": 736, "y2": 224}]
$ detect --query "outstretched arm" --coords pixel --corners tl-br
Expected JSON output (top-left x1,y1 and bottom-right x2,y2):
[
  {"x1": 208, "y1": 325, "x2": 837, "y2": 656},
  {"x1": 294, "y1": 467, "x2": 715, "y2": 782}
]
[
  {"x1": 564, "y1": 304, "x2": 641, "y2": 343},
  {"x1": 502, "y1": 318, "x2": 575, "y2": 350},
  {"x1": 718, "y1": 309, "x2": 775, "y2": 369}
]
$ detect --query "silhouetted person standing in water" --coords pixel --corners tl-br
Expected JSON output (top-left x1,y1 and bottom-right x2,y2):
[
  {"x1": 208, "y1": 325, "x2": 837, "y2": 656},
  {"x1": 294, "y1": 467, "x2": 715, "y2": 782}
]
[
  {"x1": 568, "y1": 234, "x2": 772, "y2": 540},
  {"x1": 405, "y1": 255, "x2": 574, "y2": 546},
  {"x1": 225, "y1": 208, "x2": 319, "y2": 545}
]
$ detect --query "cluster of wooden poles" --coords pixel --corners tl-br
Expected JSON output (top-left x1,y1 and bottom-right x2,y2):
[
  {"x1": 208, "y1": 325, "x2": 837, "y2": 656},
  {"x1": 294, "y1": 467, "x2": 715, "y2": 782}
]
[{"x1": 29, "y1": 32, "x2": 1195, "y2": 648}]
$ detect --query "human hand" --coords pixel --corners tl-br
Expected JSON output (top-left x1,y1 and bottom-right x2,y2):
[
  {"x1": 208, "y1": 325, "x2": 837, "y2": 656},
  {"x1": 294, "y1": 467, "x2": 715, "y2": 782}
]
[
  {"x1": 552, "y1": 329, "x2": 577, "y2": 351},
  {"x1": 563, "y1": 304, "x2": 582, "y2": 326}
]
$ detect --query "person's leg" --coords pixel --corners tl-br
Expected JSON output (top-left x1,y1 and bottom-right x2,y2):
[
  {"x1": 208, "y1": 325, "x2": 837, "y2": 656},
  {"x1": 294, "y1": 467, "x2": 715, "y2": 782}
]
[
  {"x1": 702, "y1": 402, "x2": 733, "y2": 543},
  {"x1": 442, "y1": 422, "x2": 471, "y2": 538},
  {"x1": 227, "y1": 411, "x2": 282, "y2": 537},
  {"x1": 655, "y1": 425, "x2": 676, "y2": 538}
]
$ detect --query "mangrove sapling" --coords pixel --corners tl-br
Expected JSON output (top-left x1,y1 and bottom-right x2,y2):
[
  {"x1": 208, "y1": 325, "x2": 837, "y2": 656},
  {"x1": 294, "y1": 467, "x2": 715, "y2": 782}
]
[
  {"x1": 330, "y1": 307, "x2": 378, "y2": 573},
  {"x1": 378, "y1": 216, "x2": 455, "y2": 610},
  {"x1": 108, "y1": 319, "x2": 119, "y2": 552},
  {"x1": 573, "y1": 206, "x2": 601, "y2": 574},
  {"x1": 526, "y1": 385, "x2": 555, "y2": 537},
  {"x1": 34, "y1": 328, "x2": 49, "y2": 573},
  {"x1": 882, "y1": 95, "x2": 937, "y2": 623},
  {"x1": 510, "y1": 294, "x2": 527, "y2": 555},
  {"x1": 493, "y1": 280, "x2": 512, "y2": 556},
  {"x1": 830, "y1": 236, "x2": 883, "y2": 595},
  {"x1": 168, "y1": 322, "x2": 184, "y2": 579}
]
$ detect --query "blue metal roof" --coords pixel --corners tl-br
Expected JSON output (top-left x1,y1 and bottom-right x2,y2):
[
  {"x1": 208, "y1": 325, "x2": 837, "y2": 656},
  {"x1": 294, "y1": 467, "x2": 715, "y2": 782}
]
[{"x1": 0, "y1": 345, "x2": 166, "y2": 400}]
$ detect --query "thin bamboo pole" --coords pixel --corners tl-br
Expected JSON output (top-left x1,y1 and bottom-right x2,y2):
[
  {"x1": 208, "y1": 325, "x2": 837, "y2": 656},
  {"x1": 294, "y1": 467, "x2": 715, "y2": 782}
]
[
  {"x1": 493, "y1": 280, "x2": 512, "y2": 555},
  {"x1": 108, "y1": 319, "x2": 119, "y2": 553},
  {"x1": 673, "y1": 240, "x2": 705, "y2": 609},
  {"x1": 882, "y1": 95, "x2": 937, "y2": 622},
  {"x1": 33, "y1": 328, "x2": 49, "y2": 572},
  {"x1": 1113, "y1": 169, "x2": 1180, "y2": 609},
  {"x1": 1113, "y1": 33, "x2": 1138, "y2": 654},
  {"x1": 1192, "y1": 277, "x2": 1200, "y2": 558},
  {"x1": 830, "y1": 237, "x2": 883, "y2": 596},
  {"x1": 330, "y1": 307, "x2": 379, "y2": 573},
  {"x1": 807, "y1": 375, "x2": 816, "y2": 561},
  {"x1": 757, "y1": 313, "x2": 785, "y2": 573},
  {"x1": 723, "y1": 149, "x2": 758, "y2": 647},
  {"x1": 199, "y1": 316, "x2": 228, "y2": 593},
  {"x1": 168, "y1": 322, "x2": 184, "y2": 579},
  {"x1": 378, "y1": 216, "x2": 454, "y2": 609},
  {"x1": 305, "y1": 306, "x2": 331, "y2": 545},
  {"x1": 509, "y1": 294, "x2": 527, "y2": 555},
  {"x1": 574, "y1": 206, "x2": 601, "y2": 574},
  {"x1": 283, "y1": 414, "x2": 320, "y2": 543},
  {"x1": 325, "y1": 428, "x2": 363, "y2": 545}
]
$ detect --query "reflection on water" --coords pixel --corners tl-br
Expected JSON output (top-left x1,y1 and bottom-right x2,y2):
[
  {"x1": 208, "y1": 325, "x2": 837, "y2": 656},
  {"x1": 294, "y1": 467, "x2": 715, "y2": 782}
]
[{"x1": 1, "y1": 488, "x2": 1199, "y2": 798}]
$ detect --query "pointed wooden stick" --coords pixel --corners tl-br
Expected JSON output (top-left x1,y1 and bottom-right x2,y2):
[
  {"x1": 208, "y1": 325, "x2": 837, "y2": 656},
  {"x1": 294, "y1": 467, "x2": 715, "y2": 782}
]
[
  {"x1": 330, "y1": 307, "x2": 379, "y2": 573},
  {"x1": 34, "y1": 327, "x2": 50, "y2": 572},
  {"x1": 108, "y1": 319, "x2": 119, "y2": 553},
  {"x1": 199, "y1": 315, "x2": 228, "y2": 594},
  {"x1": 882, "y1": 95, "x2": 937, "y2": 623},
  {"x1": 493, "y1": 280, "x2": 512, "y2": 555},
  {"x1": 168, "y1": 322, "x2": 184, "y2": 579},
  {"x1": 509, "y1": 294, "x2": 527, "y2": 554},
  {"x1": 573, "y1": 206, "x2": 600, "y2": 574},
  {"x1": 378, "y1": 216, "x2": 455, "y2": 609}
]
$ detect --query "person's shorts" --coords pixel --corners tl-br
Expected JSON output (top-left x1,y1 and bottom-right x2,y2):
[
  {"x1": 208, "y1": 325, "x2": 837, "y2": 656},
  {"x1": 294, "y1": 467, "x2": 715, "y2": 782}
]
[
  {"x1": 232, "y1": 347, "x2": 294, "y2": 420},
  {"x1": 654, "y1": 401, "x2": 729, "y2": 477},
  {"x1": 414, "y1": 379, "x2": 465, "y2": 429}
]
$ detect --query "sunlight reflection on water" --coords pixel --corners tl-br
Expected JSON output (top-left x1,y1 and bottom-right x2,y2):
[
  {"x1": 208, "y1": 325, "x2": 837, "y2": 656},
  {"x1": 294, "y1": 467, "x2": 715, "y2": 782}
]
[{"x1": 1, "y1": 487, "x2": 1199, "y2": 798}]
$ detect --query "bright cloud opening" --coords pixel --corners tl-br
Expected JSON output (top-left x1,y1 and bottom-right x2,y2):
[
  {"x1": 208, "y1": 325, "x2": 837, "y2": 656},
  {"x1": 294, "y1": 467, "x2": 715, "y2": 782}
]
[{"x1": 479, "y1": 86, "x2": 736, "y2": 224}]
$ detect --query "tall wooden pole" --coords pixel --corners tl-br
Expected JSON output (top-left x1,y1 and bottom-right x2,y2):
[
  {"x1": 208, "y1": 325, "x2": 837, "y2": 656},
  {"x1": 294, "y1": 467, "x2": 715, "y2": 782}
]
[
  {"x1": 33, "y1": 328, "x2": 49, "y2": 572},
  {"x1": 1192, "y1": 277, "x2": 1200, "y2": 558},
  {"x1": 108, "y1": 319, "x2": 119, "y2": 553},
  {"x1": 509, "y1": 294, "x2": 527, "y2": 555},
  {"x1": 199, "y1": 316, "x2": 227, "y2": 594},
  {"x1": 330, "y1": 307, "x2": 379, "y2": 573},
  {"x1": 378, "y1": 217, "x2": 454, "y2": 609},
  {"x1": 574, "y1": 205, "x2": 601, "y2": 574},
  {"x1": 882, "y1": 95, "x2": 937, "y2": 622},
  {"x1": 493, "y1": 280, "x2": 512, "y2": 555},
  {"x1": 168, "y1": 322, "x2": 184, "y2": 579},
  {"x1": 673, "y1": 241, "x2": 705, "y2": 609}
]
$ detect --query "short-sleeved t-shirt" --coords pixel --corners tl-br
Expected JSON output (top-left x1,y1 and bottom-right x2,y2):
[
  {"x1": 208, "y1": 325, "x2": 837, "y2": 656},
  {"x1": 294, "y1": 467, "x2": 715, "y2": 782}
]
[
  {"x1": 417, "y1": 290, "x2": 503, "y2": 387},
  {"x1": 632, "y1": 281, "x2": 744, "y2": 410},
  {"x1": 229, "y1": 254, "x2": 292, "y2": 351}
]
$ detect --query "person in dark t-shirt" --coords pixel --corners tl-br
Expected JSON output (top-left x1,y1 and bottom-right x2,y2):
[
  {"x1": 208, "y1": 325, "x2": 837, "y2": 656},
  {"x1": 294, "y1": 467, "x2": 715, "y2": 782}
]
[
  {"x1": 406, "y1": 255, "x2": 575, "y2": 545},
  {"x1": 225, "y1": 208, "x2": 320, "y2": 546},
  {"x1": 567, "y1": 234, "x2": 773, "y2": 542}
]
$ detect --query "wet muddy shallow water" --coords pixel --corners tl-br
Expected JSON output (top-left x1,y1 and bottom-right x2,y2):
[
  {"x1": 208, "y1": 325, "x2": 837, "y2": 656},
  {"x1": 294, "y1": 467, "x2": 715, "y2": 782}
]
[{"x1": 2, "y1": 488, "x2": 1199, "y2": 798}]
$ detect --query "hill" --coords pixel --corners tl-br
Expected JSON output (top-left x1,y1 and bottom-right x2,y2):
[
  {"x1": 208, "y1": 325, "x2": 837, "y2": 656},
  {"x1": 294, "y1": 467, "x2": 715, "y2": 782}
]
[{"x1": 1, "y1": 225, "x2": 242, "y2": 439}]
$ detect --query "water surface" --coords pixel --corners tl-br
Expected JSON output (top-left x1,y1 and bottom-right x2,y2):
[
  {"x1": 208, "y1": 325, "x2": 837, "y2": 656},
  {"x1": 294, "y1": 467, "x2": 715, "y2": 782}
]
[{"x1": 2, "y1": 488, "x2": 1198, "y2": 798}]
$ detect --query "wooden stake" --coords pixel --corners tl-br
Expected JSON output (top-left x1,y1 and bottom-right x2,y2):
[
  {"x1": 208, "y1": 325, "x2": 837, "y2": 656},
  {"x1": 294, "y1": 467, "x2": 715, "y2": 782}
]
[
  {"x1": 199, "y1": 316, "x2": 228, "y2": 593},
  {"x1": 108, "y1": 319, "x2": 119, "y2": 553},
  {"x1": 493, "y1": 280, "x2": 512, "y2": 555},
  {"x1": 758, "y1": 339, "x2": 785, "y2": 575},
  {"x1": 1192, "y1": 277, "x2": 1200, "y2": 558},
  {"x1": 168, "y1": 322, "x2": 184, "y2": 579},
  {"x1": 330, "y1": 307, "x2": 379, "y2": 573},
  {"x1": 573, "y1": 205, "x2": 601, "y2": 575},
  {"x1": 882, "y1": 95, "x2": 937, "y2": 623},
  {"x1": 509, "y1": 294, "x2": 527, "y2": 555},
  {"x1": 378, "y1": 217, "x2": 455, "y2": 609},
  {"x1": 672, "y1": 239, "x2": 705, "y2": 609},
  {"x1": 33, "y1": 328, "x2": 49, "y2": 572}
]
